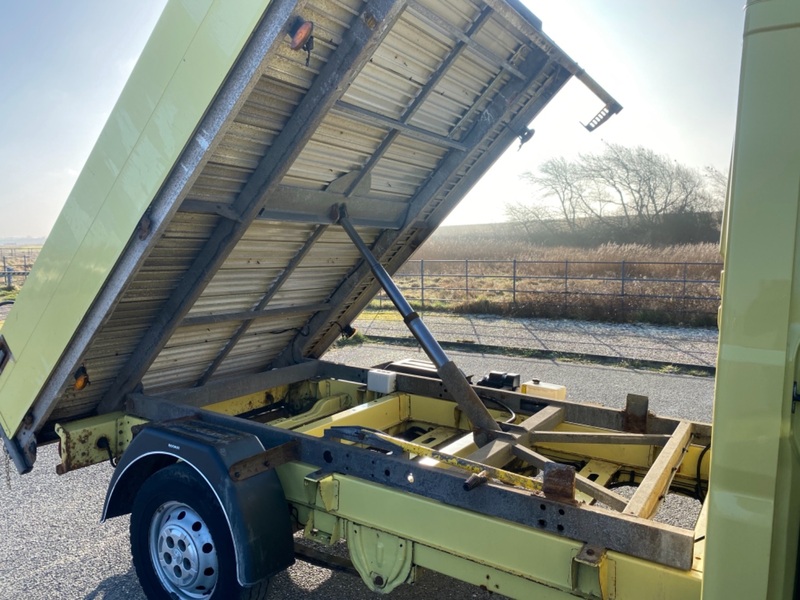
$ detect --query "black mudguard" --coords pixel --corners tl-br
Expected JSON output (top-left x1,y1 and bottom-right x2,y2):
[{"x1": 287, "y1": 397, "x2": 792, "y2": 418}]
[{"x1": 102, "y1": 419, "x2": 295, "y2": 585}]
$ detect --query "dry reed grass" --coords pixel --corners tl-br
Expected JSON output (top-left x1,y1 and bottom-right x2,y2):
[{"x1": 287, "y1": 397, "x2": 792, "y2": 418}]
[{"x1": 392, "y1": 231, "x2": 723, "y2": 326}]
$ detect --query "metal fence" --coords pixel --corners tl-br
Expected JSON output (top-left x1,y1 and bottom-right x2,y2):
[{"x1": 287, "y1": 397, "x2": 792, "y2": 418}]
[
  {"x1": 375, "y1": 259, "x2": 722, "y2": 321},
  {"x1": 0, "y1": 248, "x2": 37, "y2": 289},
  {"x1": 0, "y1": 249, "x2": 722, "y2": 322}
]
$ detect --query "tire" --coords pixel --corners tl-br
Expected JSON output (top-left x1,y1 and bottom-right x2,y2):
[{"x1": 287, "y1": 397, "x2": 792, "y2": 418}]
[{"x1": 130, "y1": 463, "x2": 270, "y2": 600}]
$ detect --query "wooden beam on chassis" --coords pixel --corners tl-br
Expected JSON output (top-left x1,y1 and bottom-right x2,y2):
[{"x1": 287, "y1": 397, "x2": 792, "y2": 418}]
[
  {"x1": 97, "y1": 0, "x2": 408, "y2": 412},
  {"x1": 624, "y1": 420, "x2": 693, "y2": 519}
]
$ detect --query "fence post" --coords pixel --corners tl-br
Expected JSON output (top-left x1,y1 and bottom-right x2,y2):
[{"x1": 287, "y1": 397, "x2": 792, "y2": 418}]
[
  {"x1": 420, "y1": 260, "x2": 425, "y2": 309},
  {"x1": 563, "y1": 259, "x2": 569, "y2": 315},
  {"x1": 621, "y1": 260, "x2": 626, "y2": 318},
  {"x1": 2, "y1": 256, "x2": 9, "y2": 289},
  {"x1": 683, "y1": 262, "x2": 688, "y2": 317},
  {"x1": 512, "y1": 259, "x2": 517, "y2": 305},
  {"x1": 465, "y1": 259, "x2": 469, "y2": 300}
]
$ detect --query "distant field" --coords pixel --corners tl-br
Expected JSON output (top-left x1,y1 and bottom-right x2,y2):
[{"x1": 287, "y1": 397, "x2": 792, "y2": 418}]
[
  {"x1": 414, "y1": 223, "x2": 720, "y2": 263},
  {"x1": 391, "y1": 227, "x2": 723, "y2": 326}
]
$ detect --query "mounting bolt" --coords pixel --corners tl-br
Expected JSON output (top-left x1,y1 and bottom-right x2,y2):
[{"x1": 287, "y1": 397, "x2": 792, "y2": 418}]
[{"x1": 373, "y1": 574, "x2": 385, "y2": 587}]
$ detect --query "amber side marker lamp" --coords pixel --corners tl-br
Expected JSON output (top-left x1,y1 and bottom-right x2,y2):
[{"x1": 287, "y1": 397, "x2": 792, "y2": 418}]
[
  {"x1": 73, "y1": 365, "x2": 91, "y2": 391},
  {"x1": 289, "y1": 18, "x2": 314, "y2": 50}
]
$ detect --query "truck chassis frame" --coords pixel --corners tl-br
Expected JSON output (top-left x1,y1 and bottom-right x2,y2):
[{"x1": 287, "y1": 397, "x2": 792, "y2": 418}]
[{"x1": 55, "y1": 359, "x2": 710, "y2": 599}]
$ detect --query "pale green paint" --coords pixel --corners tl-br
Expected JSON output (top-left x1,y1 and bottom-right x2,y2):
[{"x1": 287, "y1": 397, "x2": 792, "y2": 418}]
[
  {"x1": 54, "y1": 412, "x2": 147, "y2": 473},
  {"x1": 704, "y1": 2, "x2": 800, "y2": 599},
  {"x1": 0, "y1": 0, "x2": 272, "y2": 436},
  {"x1": 278, "y1": 461, "x2": 701, "y2": 599}
]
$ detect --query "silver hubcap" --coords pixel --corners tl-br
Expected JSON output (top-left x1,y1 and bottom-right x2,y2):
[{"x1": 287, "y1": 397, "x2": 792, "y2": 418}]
[{"x1": 149, "y1": 501, "x2": 219, "y2": 598}]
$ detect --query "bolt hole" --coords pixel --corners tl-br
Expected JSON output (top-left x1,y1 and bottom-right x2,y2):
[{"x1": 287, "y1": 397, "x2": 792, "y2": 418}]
[
  {"x1": 183, "y1": 558, "x2": 191, "y2": 570},
  {"x1": 192, "y1": 521, "x2": 202, "y2": 532},
  {"x1": 558, "y1": 509, "x2": 565, "y2": 516},
  {"x1": 178, "y1": 540, "x2": 187, "y2": 552},
  {"x1": 174, "y1": 566, "x2": 182, "y2": 578},
  {"x1": 166, "y1": 537, "x2": 175, "y2": 549},
  {"x1": 587, "y1": 549, "x2": 595, "y2": 556},
  {"x1": 384, "y1": 469, "x2": 391, "y2": 477},
  {"x1": 163, "y1": 553, "x2": 172, "y2": 564},
  {"x1": 204, "y1": 567, "x2": 215, "y2": 576},
  {"x1": 177, "y1": 511, "x2": 186, "y2": 520},
  {"x1": 323, "y1": 450, "x2": 333, "y2": 463},
  {"x1": 539, "y1": 504, "x2": 546, "y2": 511},
  {"x1": 538, "y1": 519, "x2": 546, "y2": 528},
  {"x1": 202, "y1": 543, "x2": 213, "y2": 554},
  {"x1": 557, "y1": 524, "x2": 564, "y2": 532}
]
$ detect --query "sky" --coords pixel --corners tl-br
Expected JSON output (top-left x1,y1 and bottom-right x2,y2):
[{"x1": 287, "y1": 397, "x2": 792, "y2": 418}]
[{"x1": 0, "y1": 1, "x2": 745, "y2": 239}]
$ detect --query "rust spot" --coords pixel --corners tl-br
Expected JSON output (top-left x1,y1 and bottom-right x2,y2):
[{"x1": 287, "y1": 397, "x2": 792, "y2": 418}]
[
  {"x1": 542, "y1": 463, "x2": 576, "y2": 501},
  {"x1": 362, "y1": 11, "x2": 377, "y2": 29}
]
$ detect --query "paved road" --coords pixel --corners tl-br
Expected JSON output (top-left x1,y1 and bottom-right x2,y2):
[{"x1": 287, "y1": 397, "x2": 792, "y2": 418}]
[{"x1": 0, "y1": 343, "x2": 714, "y2": 599}]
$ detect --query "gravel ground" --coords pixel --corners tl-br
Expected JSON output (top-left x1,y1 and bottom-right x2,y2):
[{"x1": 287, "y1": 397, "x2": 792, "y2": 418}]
[
  {"x1": 0, "y1": 343, "x2": 714, "y2": 599},
  {"x1": 355, "y1": 311, "x2": 718, "y2": 367}
]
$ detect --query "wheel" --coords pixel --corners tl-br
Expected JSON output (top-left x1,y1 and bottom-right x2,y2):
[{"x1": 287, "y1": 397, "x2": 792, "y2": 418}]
[{"x1": 130, "y1": 463, "x2": 270, "y2": 599}]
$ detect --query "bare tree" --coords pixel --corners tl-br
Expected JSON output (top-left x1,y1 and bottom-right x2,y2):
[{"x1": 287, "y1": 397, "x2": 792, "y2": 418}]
[
  {"x1": 509, "y1": 143, "x2": 727, "y2": 243},
  {"x1": 703, "y1": 165, "x2": 728, "y2": 211},
  {"x1": 518, "y1": 157, "x2": 588, "y2": 232}
]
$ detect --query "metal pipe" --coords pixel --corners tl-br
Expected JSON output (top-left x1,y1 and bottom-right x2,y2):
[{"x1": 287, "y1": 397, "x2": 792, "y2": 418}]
[
  {"x1": 334, "y1": 204, "x2": 500, "y2": 435},
  {"x1": 335, "y1": 204, "x2": 449, "y2": 367}
]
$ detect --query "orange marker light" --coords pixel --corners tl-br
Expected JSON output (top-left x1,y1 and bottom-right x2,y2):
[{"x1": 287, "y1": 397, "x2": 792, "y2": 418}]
[
  {"x1": 73, "y1": 365, "x2": 91, "y2": 391},
  {"x1": 289, "y1": 18, "x2": 314, "y2": 50}
]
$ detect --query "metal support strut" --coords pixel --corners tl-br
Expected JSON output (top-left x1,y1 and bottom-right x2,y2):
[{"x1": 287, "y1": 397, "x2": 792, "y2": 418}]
[{"x1": 333, "y1": 204, "x2": 501, "y2": 438}]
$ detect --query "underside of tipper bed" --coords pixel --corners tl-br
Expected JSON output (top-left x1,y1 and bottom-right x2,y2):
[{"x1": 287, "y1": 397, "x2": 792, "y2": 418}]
[{"x1": 0, "y1": 0, "x2": 619, "y2": 472}]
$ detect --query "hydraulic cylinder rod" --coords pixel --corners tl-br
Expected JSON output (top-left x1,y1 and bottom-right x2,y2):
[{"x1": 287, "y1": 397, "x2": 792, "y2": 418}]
[{"x1": 334, "y1": 204, "x2": 501, "y2": 436}]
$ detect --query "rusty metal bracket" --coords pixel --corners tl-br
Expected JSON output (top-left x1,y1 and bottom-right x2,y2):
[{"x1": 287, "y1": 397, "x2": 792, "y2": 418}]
[
  {"x1": 229, "y1": 439, "x2": 300, "y2": 481},
  {"x1": 542, "y1": 462, "x2": 576, "y2": 503}
]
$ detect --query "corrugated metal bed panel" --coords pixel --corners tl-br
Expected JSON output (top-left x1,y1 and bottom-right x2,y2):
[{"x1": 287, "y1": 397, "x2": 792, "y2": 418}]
[
  {"x1": 138, "y1": 222, "x2": 379, "y2": 388},
  {"x1": 160, "y1": 222, "x2": 378, "y2": 384},
  {"x1": 211, "y1": 331, "x2": 307, "y2": 379}
]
